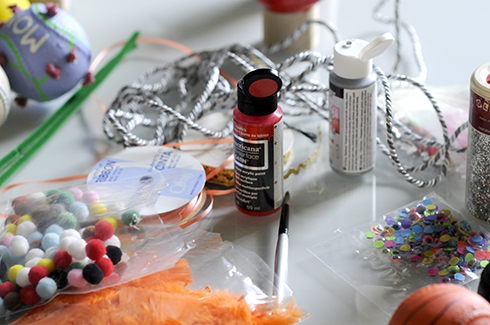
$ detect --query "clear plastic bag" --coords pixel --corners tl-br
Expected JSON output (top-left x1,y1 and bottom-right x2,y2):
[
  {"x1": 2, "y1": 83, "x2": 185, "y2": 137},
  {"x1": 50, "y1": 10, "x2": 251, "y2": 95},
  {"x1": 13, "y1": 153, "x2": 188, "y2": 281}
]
[
  {"x1": 0, "y1": 176, "x2": 199, "y2": 321},
  {"x1": 10, "y1": 231, "x2": 307, "y2": 325},
  {"x1": 308, "y1": 192, "x2": 490, "y2": 316}
]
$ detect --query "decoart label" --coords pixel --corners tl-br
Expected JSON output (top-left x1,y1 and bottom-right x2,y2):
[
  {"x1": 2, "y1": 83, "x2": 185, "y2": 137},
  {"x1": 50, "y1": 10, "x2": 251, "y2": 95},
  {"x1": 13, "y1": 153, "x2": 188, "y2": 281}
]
[{"x1": 470, "y1": 89, "x2": 490, "y2": 136}]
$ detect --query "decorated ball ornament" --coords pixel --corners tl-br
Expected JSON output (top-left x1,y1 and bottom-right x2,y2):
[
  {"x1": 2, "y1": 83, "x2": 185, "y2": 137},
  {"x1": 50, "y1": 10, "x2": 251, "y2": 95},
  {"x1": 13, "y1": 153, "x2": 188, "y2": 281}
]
[
  {"x1": 30, "y1": 0, "x2": 71, "y2": 11},
  {"x1": 0, "y1": 3, "x2": 91, "y2": 102},
  {"x1": 389, "y1": 283, "x2": 490, "y2": 325},
  {"x1": 0, "y1": 0, "x2": 30, "y2": 22},
  {"x1": 0, "y1": 65, "x2": 10, "y2": 127}
]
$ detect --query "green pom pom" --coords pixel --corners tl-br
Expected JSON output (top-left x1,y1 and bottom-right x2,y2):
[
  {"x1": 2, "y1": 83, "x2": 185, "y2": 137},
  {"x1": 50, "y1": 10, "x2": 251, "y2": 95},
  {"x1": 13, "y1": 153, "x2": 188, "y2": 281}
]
[
  {"x1": 121, "y1": 210, "x2": 141, "y2": 227},
  {"x1": 58, "y1": 212, "x2": 77, "y2": 229},
  {"x1": 56, "y1": 192, "x2": 76, "y2": 206},
  {"x1": 46, "y1": 189, "x2": 61, "y2": 197},
  {"x1": 67, "y1": 262, "x2": 84, "y2": 272}
]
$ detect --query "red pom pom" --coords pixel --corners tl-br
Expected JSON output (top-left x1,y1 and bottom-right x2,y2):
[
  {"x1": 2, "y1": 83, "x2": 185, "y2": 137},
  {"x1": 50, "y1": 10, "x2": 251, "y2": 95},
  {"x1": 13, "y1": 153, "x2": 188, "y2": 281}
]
[
  {"x1": 95, "y1": 257, "x2": 114, "y2": 277},
  {"x1": 5, "y1": 214, "x2": 20, "y2": 225},
  {"x1": 53, "y1": 250, "x2": 73, "y2": 269},
  {"x1": 85, "y1": 239, "x2": 106, "y2": 261},
  {"x1": 28, "y1": 265, "x2": 49, "y2": 285},
  {"x1": 93, "y1": 221, "x2": 114, "y2": 241},
  {"x1": 20, "y1": 285, "x2": 41, "y2": 306},
  {"x1": 0, "y1": 281, "x2": 17, "y2": 299},
  {"x1": 12, "y1": 196, "x2": 28, "y2": 207}
]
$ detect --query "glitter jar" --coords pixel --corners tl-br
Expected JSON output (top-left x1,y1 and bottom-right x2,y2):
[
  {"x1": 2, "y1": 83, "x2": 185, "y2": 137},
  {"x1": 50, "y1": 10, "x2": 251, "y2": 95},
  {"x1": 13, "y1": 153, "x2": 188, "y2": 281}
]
[{"x1": 465, "y1": 62, "x2": 490, "y2": 222}]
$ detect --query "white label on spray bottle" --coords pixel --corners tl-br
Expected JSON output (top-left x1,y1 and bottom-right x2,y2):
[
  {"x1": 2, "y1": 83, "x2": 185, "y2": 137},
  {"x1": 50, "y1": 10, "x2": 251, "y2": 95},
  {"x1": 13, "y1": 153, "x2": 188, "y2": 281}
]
[{"x1": 329, "y1": 84, "x2": 376, "y2": 174}]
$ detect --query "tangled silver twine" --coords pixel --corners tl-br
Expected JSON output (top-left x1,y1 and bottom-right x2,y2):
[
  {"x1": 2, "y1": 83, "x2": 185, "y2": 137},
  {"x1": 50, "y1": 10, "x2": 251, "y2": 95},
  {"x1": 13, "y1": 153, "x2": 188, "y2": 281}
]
[{"x1": 102, "y1": 0, "x2": 468, "y2": 188}]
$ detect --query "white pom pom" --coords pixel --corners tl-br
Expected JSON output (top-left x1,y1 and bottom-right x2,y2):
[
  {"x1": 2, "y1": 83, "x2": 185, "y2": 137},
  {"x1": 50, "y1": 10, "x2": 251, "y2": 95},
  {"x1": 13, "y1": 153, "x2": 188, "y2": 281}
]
[
  {"x1": 16, "y1": 221, "x2": 37, "y2": 238},
  {"x1": 60, "y1": 229, "x2": 81, "y2": 241},
  {"x1": 103, "y1": 235, "x2": 121, "y2": 248},
  {"x1": 16, "y1": 267, "x2": 31, "y2": 288},
  {"x1": 67, "y1": 239, "x2": 86, "y2": 260},
  {"x1": 25, "y1": 257, "x2": 42, "y2": 268},
  {"x1": 59, "y1": 236, "x2": 77, "y2": 251},
  {"x1": 26, "y1": 191, "x2": 46, "y2": 203},
  {"x1": 9, "y1": 235, "x2": 29, "y2": 257},
  {"x1": 44, "y1": 246, "x2": 59, "y2": 259},
  {"x1": 25, "y1": 248, "x2": 44, "y2": 262}
]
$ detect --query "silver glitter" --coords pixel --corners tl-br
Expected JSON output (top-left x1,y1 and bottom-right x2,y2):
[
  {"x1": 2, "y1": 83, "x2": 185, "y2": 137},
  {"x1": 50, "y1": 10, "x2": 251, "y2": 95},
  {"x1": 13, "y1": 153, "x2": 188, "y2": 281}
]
[{"x1": 466, "y1": 125, "x2": 490, "y2": 222}]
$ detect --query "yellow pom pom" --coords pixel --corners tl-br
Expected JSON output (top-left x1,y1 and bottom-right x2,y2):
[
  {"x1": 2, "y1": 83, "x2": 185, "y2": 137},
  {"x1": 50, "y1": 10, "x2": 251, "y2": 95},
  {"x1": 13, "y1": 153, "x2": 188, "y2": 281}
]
[
  {"x1": 7, "y1": 264, "x2": 24, "y2": 283},
  {"x1": 37, "y1": 258, "x2": 55, "y2": 273},
  {"x1": 4, "y1": 223, "x2": 17, "y2": 235},
  {"x1": 90, "y1": 203, "x2": 107, "y2": 215},
  {"x1": 18, "y1": 214, "x2": 33, "y2": 224},
  {"x1": 99, "y1": 216, "x2": 117, "y2": 231},
  {"x1": 0, "y1": 0, "x2": 30, "y2": 22}
]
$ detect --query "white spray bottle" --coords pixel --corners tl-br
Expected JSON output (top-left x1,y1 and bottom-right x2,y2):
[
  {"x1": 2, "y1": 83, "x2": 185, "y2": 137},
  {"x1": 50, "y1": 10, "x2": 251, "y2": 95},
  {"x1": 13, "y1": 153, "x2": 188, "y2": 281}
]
[{"x1": 329, "y1": 33, "x2": 394, "y2": 175}]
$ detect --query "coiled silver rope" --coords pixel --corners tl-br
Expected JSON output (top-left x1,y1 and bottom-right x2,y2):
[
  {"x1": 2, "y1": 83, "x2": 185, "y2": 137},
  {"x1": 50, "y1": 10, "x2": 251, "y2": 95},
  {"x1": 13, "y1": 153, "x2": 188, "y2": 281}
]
[{"x1": 102, "y1": 0, "x2": 468, "y2": 188}]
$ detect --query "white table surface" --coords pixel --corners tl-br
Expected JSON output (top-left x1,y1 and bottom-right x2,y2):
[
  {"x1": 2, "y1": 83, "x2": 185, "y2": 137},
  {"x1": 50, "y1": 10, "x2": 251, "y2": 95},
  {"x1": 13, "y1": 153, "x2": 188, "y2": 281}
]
[{"x1": 1, "y1": 1, "x2": 490, "y2": 324}]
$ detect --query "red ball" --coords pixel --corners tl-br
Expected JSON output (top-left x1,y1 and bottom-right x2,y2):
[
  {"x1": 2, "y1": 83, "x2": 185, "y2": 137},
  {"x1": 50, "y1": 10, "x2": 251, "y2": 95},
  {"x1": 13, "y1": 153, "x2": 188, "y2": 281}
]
[
  {"x1": 95, "y1": 257, "x2": 114, "y2": 277},
  {"x1": 0, "y1": 281, "x2": 17, "y2": 299},
  {"x1": 20, "y1": 285, "x2": 41, "y2": 306},
  {"x1": 93, "y1": 221, "x2": 114, "y2": 241},
  {"x1": 53, "y1": 250, "x2": 73, "y2": 269},
  {"x1": 28, "y1": 265, "x2": 49, "y2": 285},
  {"x1": 85, "y1": 239, "x2": 106, "y2": 261}
]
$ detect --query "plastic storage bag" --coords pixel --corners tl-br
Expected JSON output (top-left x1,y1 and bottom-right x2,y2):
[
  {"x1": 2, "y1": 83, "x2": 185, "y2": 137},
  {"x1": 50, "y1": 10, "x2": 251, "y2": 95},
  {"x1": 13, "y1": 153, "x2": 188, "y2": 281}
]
[
  {"x1": 11, "y1": 231, "x2": 306, "y2": 325},
  {"x1": 0, "y1": 176, "x2": 200, "y2": 322},
  {"x1": 308, "y1": 192, "x2": 490, "y2": 316}
]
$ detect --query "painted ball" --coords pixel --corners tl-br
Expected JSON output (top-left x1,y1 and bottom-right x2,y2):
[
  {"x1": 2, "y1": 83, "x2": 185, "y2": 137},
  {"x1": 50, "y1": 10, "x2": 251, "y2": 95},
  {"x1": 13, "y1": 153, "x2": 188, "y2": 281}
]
[
  {"x1": 0, "y1": 65, "x2": 11, "y2": 127},
  {"x1": 389, "y1": 283, "x2": 490, "y2": 325},
  {"x1": 0, "y1": 0, "x2": 30, "y2": 22},
  {"x1": 0, "y1": 3, "x2": 91, "y2": 101}
]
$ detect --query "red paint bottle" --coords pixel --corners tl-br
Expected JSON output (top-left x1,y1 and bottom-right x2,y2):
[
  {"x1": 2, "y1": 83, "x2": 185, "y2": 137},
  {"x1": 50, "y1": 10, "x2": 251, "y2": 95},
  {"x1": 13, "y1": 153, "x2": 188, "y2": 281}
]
[{"x1": 234, "y1": 69, "x2": 284, "y2": 216}]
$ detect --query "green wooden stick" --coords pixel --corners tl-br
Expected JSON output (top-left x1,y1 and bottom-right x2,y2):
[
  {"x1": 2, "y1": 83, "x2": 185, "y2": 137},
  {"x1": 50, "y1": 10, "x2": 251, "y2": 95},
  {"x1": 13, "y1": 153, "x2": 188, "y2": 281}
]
[{"x1": 0, "y1": 31, "x2": 140, "y2": 188}]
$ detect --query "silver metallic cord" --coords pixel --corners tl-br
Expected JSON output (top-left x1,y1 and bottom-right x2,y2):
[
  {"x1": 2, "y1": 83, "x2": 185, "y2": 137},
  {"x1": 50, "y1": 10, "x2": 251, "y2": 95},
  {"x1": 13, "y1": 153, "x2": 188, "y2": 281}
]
[{"x1": 102, "y1": 2, "x2": 468, "y2": 188}]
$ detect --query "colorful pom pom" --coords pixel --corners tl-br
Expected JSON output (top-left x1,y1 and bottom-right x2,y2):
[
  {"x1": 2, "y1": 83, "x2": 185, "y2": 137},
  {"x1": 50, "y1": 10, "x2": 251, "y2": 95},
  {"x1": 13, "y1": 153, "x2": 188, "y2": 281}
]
[
  {"x1": 28, "y1": 265, "x2": 49, "y2": 285},
  {"x1": 25, "y1": 248, "x2": 44, "y2": 262},
  {"x1": 67, "y1": 269, "x2": 86, "y2": 288},
  {"x1": 59, "y1": 229, "x2": 81, "y2": 241},
  {"x1": 85, "y1": 239, "x2": 106, "y2": 261},
  {"x1": 93, "y1": 220, "x2": 114, "y2": 241},
  {"x1": 7, "y1": 264, "x2": 23, "y2": 283},
  {"x1": 95, "y1": 257, "x2": 114, "y2": 277},
  {"x1": 9, "y1": 235, "x2": 29, "y2": 257},
  {"x1": 49, "y1": 269, "x2": 68, "y2": 289},
  {"x1": 53, "y1": 250, "x2": 72, "y2": 269},
  {"x1": 68, "y1": 201, "x2": 89, "y2": 220},
  {"x1": 37, "y1": 258, "x2": 55, "y2": 273},
  {"x1": 68, "y1": 188, "x2": 83, "y2": 201},
  {"x1": 106, "y1": 246, "x2": 122, "y2": 265},
  {"x1": 45, "y1": 224, "x2": 64, "y2": 236},
  {"x1": 89, "y1": 203, "x2": 107, "y2": 215},
  {"x1": 20, "y1": 285, "x2": 41, "y2": 306},
  {"x1": 16, "y1": 221, "x2": 37, "y2": 238},
  {"x1": 82, "y1": 263, "x2": 103, "y2": 285},
  {"x1": 36, "y1": 277, "x2": 57, "y2": 299},
  {"x1": 15, "y1": 266, "x2": 31, "y2": 287},
  {"x1": 67, "y1": 239, "x2": 86, "y2": 260},
  {"x1": 0, "y1": 281, "x2": 17, "y2": 298},
  {"x1": 121, "y1": 209, "x2": 141, "y2": 227},
  {"x1": 58, "y1": 211, "x2": 77, "y2": 229},
  {"x1": 3, "y1": 291, "x2": 21, "y2": 311},
  {"x1": 82, "y1": 191, "x2": 99, "y2": 205},
  {"x1": 41, "y1": 233, "x2": 59, "y2": 251}
]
